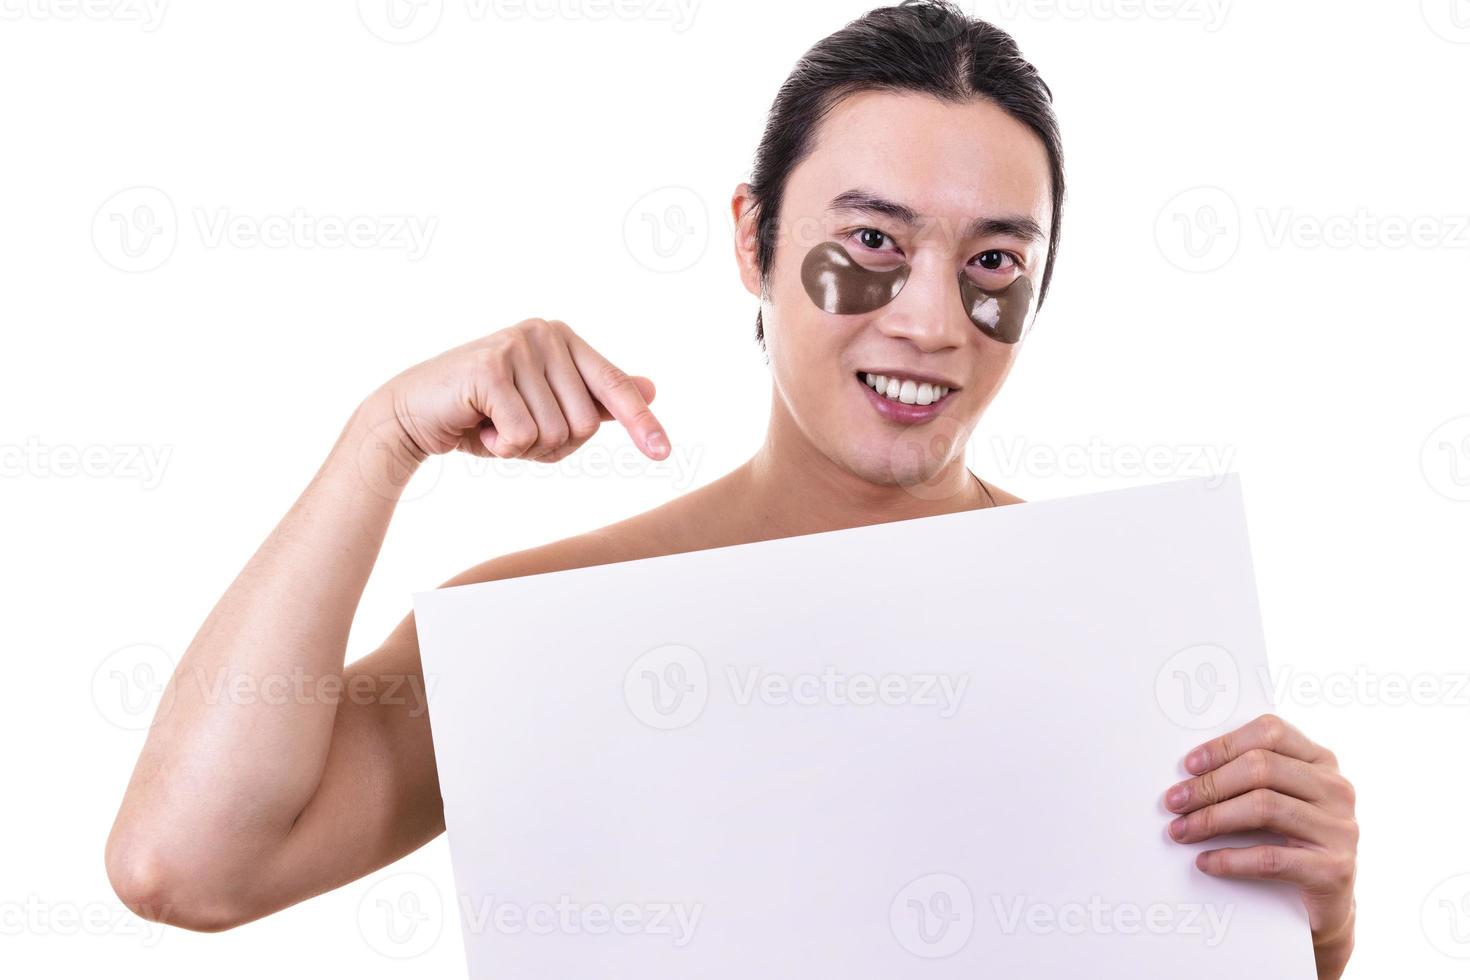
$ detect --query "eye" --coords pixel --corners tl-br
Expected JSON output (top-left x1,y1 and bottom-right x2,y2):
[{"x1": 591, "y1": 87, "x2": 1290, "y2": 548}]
[
  {"x1": 852, "y1": 227, "x2": 898, "y2": 253},
  {"x1": 973, "y1": 249, "x2": 1017, "y2": 273}
]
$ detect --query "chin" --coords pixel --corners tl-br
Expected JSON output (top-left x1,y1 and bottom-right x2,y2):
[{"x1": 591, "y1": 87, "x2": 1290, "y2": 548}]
[{"x1": 837, "y1": 437, "x2": 954, "y2": 490}]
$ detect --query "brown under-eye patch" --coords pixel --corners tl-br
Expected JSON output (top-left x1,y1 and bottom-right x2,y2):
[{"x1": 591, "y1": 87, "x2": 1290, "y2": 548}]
[
  {"x1": 958, "y1": 272, "x2": 1034, "y2": 345},
  {"x1": 800, "y1": 241, "x2": 909, "y2": 315},
  {"x1": 799, "y1": 240, "x2": 1034, "y2": 344}
]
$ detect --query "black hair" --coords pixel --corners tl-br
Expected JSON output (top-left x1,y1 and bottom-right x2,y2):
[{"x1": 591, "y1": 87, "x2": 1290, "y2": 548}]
[{"x1": 745, "y1": 0, "x2": 1065, "y2": 349}]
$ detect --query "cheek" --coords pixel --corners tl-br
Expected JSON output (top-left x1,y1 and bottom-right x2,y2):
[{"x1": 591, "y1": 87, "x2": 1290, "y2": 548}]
[
  {"x1": 768, "y1": 247, "x2": 868, "y2": 365},
  {"x1": 963, "y1": 344, "x2": 1019, "y2": 408}
]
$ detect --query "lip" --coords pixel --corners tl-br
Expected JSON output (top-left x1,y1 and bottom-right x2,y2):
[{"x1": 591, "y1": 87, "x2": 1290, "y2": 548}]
[{"x1": 856, "y1": 372, "x2": 954, "y2": 424}]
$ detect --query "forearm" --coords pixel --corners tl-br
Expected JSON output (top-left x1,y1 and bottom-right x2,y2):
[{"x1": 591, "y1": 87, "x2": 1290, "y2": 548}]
[{"x1": 107, "y1": 395, "x2": 419, "y2": 900}]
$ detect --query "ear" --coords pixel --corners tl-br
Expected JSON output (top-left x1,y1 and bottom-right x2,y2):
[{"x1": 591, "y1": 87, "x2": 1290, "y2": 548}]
[{"x1": 730, "y1": 182, "x2": 762, "y2": 300}]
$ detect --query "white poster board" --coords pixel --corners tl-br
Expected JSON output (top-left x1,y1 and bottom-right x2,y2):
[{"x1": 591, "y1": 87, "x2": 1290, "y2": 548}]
[{"x1": 412, "y1": 475, "x2": 1316, "y2": 978}]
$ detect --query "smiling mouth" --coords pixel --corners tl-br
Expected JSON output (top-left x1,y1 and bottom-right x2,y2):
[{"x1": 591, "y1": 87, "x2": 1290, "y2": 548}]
[{"x1": 855, "y1": 371, "x2": 956, "y2": 407}]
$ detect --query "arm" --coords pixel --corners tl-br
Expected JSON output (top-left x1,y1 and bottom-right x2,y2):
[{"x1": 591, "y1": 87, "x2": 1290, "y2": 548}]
[{"x1": 105, "y1": 320, "x2": 669, "y2": 931}]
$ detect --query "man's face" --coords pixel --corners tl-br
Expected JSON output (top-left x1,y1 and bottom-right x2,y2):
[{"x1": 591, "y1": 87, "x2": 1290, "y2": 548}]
[{"x1": 750, "y1": 90, "x2": 1053, "y2": 489}]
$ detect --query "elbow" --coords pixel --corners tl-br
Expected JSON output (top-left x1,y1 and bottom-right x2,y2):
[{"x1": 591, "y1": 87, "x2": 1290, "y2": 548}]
[{"x1": 105, "y1": 832, "x2": 255, "y2": 933}]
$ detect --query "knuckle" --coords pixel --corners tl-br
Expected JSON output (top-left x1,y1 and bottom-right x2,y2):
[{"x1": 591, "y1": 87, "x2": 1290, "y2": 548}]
[
  {"x1": 1258, "y1": 847, "x2": 1286, "y2": 878},
  {"x1": 495, "y1": 426, "x2": 536, "y2": 456},
  {"x1": 1243, "y1": 748, "x2": 1273, "y2": 787},
  {"x1": 1249, "y1": 788, "x2": 1275, "y2": 825},
  {"x1": 1218, "y1": 732, "x2": 1237, "y2": 763},
  {"x1": 473, "y1": 344, "x2": 511, "y2": 380},
  {"x1": 567, "y1": 414, "x2": 601, "y2": 441},
  {"x1": 503, "y1": 324, "x2": 534, "y2": 352},
  {"x1": 1196, "y1": 771, "x2": 1220, "y2": 806},
  {"x1": 1258, "y1": 713, "x2": 1286, "y2": 745},
  {"x1": 598, "y1": 360, "x2": 633, "y2": 390}
]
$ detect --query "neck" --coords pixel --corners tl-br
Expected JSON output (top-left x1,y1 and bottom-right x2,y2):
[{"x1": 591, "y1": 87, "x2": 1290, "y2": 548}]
[{"x1": 730, "y1": 391, "x2": 990, "y2": 540}]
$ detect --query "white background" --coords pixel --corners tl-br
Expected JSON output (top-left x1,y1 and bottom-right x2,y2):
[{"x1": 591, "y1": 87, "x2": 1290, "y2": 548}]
[{"x1": 2, "y1": 0, "x2": 1467, "y2": 976}]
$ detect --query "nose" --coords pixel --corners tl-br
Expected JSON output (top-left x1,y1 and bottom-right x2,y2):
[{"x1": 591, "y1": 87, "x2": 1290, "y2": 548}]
[{"x1": 872, "y1": 257, "x2": 973, "y2": 353}]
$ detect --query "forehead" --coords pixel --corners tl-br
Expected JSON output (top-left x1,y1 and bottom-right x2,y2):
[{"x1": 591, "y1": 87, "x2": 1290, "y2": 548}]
[{"x1": 785, "y1": 89, "x2": 1053, "y2": 236}]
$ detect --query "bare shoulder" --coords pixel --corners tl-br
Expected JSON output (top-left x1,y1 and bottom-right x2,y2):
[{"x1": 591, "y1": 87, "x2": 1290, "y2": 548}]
[
  {"x1": 438, "y1": 466, "x2": 1020, "y2": 595},
  {"x1": 439, "y1": 474, "x2": 735, "y2": 592}
]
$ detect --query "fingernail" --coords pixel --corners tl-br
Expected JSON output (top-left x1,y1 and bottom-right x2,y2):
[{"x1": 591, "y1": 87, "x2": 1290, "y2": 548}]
[
  {"x1": 1185, "y1": 749, "x2": 1208, "y2": 772},
  {"x1": 1165, "y1": 784, "x2": 1188, "y2": 810},
  {"x1": 1169, "y1": 816, "x2": 1187, "y2": 839},
  {"x1": 645, "y1": 430, "x2": 669, "y2": 456}
]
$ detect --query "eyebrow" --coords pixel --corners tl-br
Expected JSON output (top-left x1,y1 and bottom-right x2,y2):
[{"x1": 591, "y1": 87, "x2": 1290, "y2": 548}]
[{"x1": 827, "y1": 187, "x2": 1047, "y2": 244}]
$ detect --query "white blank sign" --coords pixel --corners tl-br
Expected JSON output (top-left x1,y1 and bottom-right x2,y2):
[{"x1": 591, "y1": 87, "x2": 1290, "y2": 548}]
[{"x1": 412, "y1": 475, "x2": 1316, "y2": 978}]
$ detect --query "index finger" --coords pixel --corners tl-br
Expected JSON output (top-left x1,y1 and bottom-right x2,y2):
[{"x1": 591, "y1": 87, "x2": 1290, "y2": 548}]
[
  {"x1": 1184, "y1": 712, "x2": 1331, "y2": 774},
  {"x1": 567, "y1": 335, "x2": 669, "y2": 460}
]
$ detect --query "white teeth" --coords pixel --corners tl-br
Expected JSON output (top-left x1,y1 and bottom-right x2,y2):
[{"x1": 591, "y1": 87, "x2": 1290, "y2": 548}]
[{"x1": 863, "y1": 372, "x2": 951, "y2": 404}]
